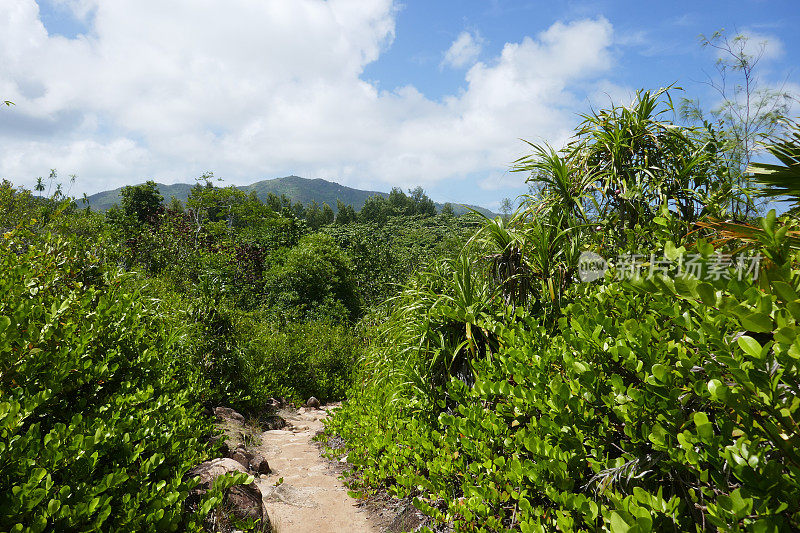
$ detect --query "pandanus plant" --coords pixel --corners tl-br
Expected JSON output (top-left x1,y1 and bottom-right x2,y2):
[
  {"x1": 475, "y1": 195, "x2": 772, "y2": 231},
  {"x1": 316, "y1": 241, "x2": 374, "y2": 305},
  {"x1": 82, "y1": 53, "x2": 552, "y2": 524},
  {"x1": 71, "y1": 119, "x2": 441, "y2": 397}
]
[
  {"x1": 578, "y1": 88, "x2": 735, "y2": 239},
  {"x1": 468, "y1": 213, "x2": 531, "y2": 310},
  {"x1": 522, "y1": 205, "x2": 583, "y2": 322},
  {"x1": 366, "y1": 252, "x2": 499, "y2": 409},
  {"x1": 749, "y1": 119, "x2": 800, "y2": 212}
]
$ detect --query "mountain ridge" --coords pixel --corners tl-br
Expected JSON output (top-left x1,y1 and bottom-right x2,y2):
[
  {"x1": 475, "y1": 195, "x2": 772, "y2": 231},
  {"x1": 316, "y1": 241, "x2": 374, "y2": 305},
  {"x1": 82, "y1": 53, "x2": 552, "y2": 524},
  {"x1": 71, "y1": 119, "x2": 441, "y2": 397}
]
[{"x1": 85, "y1": 175, "x2": 496, "y2": 217}]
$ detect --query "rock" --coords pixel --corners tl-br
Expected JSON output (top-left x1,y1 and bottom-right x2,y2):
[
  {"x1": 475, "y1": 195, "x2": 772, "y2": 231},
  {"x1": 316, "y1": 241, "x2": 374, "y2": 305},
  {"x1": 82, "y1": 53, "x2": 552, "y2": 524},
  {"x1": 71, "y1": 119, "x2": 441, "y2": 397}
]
[
  {"x1": 306, "y1": 397, "x2": 321, "y2": 409},
  {"x1": 234, "y1": 447, "x2": 255, "y2": 462},
  {"x1": 226, "y1": 483, "x2": 266, "y2": 525},
  {"x1": 187, "y1": 458, "x2": 248, "y2": 485},
  {"x1": 250, "y1": 454, "x2": 271, "y2": 475},
  {"x1": 185, "y1": 458, "x2": 271, "y2": 531},
  {"x1": 214, "y1": 406, "x2": 245, "y2": 423},
  {"x1": 298, "y1": 407, "x2": 306, "y2": 415},
  {"x1": 231, "y1": 450, "x2": 250, "y2": 470},
  {"x1": 263, "y1": 415, "x2": 286, "y2": 430}
]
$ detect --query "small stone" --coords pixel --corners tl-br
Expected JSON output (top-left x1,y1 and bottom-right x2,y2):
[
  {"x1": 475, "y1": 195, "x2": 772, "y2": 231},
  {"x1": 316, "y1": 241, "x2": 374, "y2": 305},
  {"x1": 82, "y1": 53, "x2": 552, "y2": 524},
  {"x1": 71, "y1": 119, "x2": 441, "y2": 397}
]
[
  {"x1": 213, "y1": 406, "x2": 245, "y2": 423},
  {"x1": 234, "y1": 447, "x2": 255, "y2": 460},
  {"x1": 231, "y1": 450, "x2": 250, "y2": 470},
  {"x1": 250, "y1": 455, "x2": 271, "y2": 475},
  {"x1": 306, "y1": 397, "x2": 321, "y2": 409}
]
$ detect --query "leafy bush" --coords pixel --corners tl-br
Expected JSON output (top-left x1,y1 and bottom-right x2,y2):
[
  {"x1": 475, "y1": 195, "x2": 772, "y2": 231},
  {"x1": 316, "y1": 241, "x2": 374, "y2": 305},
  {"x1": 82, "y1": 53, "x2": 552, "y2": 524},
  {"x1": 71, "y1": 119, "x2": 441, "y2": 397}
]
[
  {"x1": 322, "y1": 214, "x2": 478, "y2": 307},
  {"x1": 0, "y1": 226, "x2": 211, "y2": 531},
  {"x1": 265, "y1": 233, "x2": 360, "y2": 322},
  {"x1": 326, "y1": 220, "x2": 800, "y2": 531},
  {"x1": 238, "y1": 319, "x2": 361, "y2": 405}
]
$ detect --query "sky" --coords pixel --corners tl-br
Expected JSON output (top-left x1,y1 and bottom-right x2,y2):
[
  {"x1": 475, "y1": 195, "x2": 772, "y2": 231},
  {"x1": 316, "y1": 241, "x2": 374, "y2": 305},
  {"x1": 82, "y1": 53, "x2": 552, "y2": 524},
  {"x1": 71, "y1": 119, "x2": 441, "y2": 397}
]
[{"x1": 0, "y1": 0, "x2": 798, "y2": 210}]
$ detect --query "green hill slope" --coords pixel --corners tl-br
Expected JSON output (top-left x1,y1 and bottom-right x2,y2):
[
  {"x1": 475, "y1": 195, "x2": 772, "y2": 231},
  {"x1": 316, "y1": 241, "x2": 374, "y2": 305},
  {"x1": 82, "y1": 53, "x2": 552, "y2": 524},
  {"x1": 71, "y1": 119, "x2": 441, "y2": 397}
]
[{"x1": 85, "y1": 175, "x2": 496, "y2": 217}]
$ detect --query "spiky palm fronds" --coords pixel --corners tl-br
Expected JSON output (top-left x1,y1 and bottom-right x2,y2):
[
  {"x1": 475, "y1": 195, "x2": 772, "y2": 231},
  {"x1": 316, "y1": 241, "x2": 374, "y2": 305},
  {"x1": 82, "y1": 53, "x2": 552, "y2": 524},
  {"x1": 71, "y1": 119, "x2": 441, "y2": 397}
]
[
  {"x1": 749, "y1": 119, "x2": 800, "y2": 206},
  {"x1": 364, "y1": 253, "x2": 501, "y2": 410},
  {"x1": 469, "y1": 214, "x2": 532, "y2": 310},
  {"x1": 512, "y1": 143, "x2": 593, "y2": 221}
]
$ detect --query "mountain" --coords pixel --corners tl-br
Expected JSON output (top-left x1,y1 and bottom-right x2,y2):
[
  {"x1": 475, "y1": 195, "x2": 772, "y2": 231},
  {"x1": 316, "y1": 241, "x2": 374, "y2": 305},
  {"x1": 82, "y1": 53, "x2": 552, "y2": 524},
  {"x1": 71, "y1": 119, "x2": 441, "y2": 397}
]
[{"x1": 85, "y1": 175, "x2": 496, "y2": 217}]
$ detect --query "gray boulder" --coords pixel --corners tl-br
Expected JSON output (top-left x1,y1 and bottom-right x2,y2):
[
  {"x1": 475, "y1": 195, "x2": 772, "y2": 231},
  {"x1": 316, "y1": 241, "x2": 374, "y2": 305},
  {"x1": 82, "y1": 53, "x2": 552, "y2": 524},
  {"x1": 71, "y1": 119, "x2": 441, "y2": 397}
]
[
  {"x1": 250, "y1": 454, "x2": 272, "y2": 475},
  {"x1": 214, "y1": 406, "x2": 245, "y2": 423},
  {"x1": 185, "y1": 458, "x2": 271, "y2": 531},
  {"x1": 306, "y1": 397, "x2": 321, "y2": 409}
]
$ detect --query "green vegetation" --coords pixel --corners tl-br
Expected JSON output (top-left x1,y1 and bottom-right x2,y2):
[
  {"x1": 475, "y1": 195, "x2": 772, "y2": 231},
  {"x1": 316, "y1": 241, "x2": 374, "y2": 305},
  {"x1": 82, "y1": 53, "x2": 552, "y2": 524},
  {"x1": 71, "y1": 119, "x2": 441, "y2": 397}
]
[
  {"x1": 0, "y1": 222, "x2": 211, "y2": 531},
  {"x1": 322, "y1": 89, "x2": 800, "y2": 531},
  {"x1": 0, "y1": 164, "x2": 472, "y2": 530}
]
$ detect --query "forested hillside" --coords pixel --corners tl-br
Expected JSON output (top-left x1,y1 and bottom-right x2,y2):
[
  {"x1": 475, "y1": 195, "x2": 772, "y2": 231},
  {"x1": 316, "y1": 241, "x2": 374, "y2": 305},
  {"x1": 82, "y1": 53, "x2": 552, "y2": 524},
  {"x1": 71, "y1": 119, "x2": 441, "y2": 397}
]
[{"x1": 86, "y1": 175, "x2": 496, "y2": 218}]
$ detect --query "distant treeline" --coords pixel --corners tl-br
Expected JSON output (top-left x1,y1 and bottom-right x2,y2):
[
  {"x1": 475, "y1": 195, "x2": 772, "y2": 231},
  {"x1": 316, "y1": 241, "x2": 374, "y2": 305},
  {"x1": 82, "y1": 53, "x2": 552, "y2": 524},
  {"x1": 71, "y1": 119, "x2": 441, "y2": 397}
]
[{"x1": 111, "y1": 176, "x2": 456, "y2": 231}]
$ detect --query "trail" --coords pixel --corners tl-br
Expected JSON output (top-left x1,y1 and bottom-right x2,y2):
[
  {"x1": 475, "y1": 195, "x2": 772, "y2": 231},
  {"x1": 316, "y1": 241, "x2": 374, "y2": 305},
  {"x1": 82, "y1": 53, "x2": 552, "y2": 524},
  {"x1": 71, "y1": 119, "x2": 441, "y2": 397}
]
[{"x1": 252, "y1": 405, "x2": 379, "y2": 533}]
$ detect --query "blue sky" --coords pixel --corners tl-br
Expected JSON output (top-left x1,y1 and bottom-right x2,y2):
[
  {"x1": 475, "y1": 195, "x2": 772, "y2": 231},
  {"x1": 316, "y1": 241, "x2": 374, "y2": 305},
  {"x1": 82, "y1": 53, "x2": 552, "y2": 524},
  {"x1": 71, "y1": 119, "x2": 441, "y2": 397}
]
[{"x1": 1, "y1": 0, "x2": 798, "y2": 210}]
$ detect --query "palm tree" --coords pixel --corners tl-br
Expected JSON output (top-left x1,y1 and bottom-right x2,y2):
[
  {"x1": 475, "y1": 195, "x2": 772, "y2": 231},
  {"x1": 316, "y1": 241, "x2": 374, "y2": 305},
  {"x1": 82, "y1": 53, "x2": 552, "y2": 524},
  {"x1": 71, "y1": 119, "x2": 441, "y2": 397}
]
[{"x1": 512, "y1": 142, "x2": 592, "y2": 223}]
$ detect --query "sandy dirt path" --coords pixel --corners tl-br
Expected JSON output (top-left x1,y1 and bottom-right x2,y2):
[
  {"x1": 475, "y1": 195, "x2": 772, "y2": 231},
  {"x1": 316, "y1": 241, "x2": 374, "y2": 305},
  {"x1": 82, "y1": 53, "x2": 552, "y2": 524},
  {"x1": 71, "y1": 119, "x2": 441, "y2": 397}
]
[{"x1": 253, "y1": 406, "x2": 379, "y2": 533}]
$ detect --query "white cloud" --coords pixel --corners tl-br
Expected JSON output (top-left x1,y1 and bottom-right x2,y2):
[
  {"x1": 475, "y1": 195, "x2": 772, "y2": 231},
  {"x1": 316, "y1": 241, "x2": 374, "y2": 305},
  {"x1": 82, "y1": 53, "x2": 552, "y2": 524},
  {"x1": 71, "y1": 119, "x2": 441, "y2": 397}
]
[
  {"x1": 711, "y1": 30, "x2": 784, "y2": 64},
  {"x1": 740, "y1": 31, "x2": 784, "y2": 62},
  {"x1": 588, "y1": 80, "x2": 636, "y2": 109},
  {"x1": 442, "y1": 31, "x2": 483, "y2": 69},
  {"x1": 0, "y1": 2, "x2": 616, "y2": 199}
]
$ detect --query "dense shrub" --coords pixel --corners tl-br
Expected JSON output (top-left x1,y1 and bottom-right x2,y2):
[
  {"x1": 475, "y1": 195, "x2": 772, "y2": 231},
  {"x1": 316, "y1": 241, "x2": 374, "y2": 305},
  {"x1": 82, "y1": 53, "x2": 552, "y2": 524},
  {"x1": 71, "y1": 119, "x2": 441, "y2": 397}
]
[
  {"x1": 265, "y1": 233, "x2": 360, "y2": 322},
  {"x1": 238, "y1": 319, "x2": 361, "y2": 405},
  {"x1": 326, "y1": 226, "x2": 800, "y2": 531},
  {"x1": 0, "y1": 227, "x2": 211, "y2": 531},
  {"x1": 321, "y1": 214, "x2": 478, "y2": 307}
]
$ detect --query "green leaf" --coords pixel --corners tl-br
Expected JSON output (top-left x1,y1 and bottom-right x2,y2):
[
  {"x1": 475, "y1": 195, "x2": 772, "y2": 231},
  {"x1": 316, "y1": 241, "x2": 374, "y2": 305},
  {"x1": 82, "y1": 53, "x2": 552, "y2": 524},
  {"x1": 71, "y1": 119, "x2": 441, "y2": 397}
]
[
  {"x1": 47, "y1": 499, "x2": 61, "y2": 516},
  {"x1": 199, "y1": 496, "x2": 218, "y2": 517},
  {"x1": 751, "y1": 517, "x2": 781, "y2": 533},
  {"x1": 693, "y1": 412, "x2": 714, "y2": 441},
  {"x1": 737, "y1": 336, "x2": 764, "y2": 359},
  {"x1": 696, "y1": 283, "x2": 716, "y2": 306},
  {"x1": 664, "y1": 241, "x2": 682, "y2": 261},
  {"x1": 651, "y1": 364, "x2": 669, "y2": 383},
  {"x1": 609, "y1": 511, "x2": 633, "y2": 533},
  {"x1": 707, "y1": 379, "x2": 727, "y2": 401},
  {"x1": 762, "y1": 209, "x2": 777, "y2": 235},
  {"x1": 697, "y1": 239, "x2": 714, "y2": 258},
  {"x1": 740, "y1": 312, "x2": 772, "y2": 333},
  {"x1": 775, "y1": 326, "x2": 797, "y2": 344},
  {"x1": 771, "y1": 281, "x2": 799, "y2": 302},
  {"x1": 0, "y1": 316, "x2": 10, "y2": 334}
]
